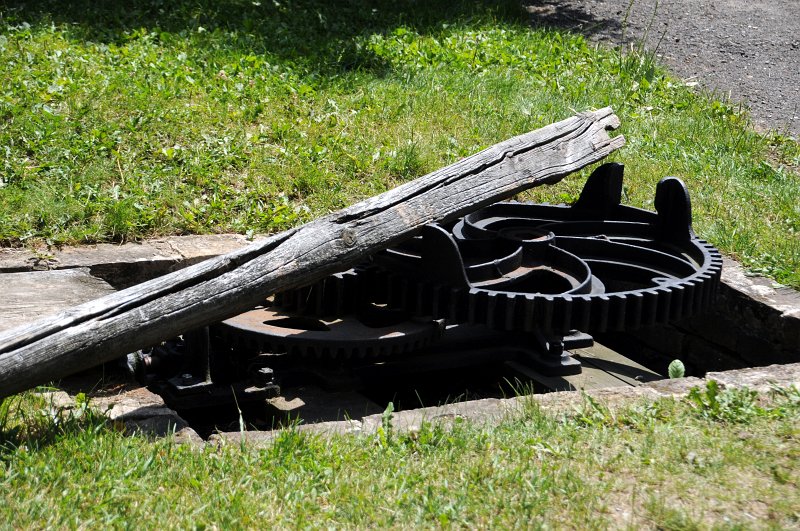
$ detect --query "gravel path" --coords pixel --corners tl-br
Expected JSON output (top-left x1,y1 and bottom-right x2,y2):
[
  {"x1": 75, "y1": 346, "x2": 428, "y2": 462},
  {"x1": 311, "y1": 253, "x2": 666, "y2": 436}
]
[{"x1": 525, "y1": 0, "x2": 800, "y2": 138}]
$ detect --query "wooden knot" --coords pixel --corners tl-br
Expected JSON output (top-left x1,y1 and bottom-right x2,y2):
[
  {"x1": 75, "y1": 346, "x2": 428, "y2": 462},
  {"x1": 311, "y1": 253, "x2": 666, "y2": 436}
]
[{"x1": 341, "y1": 228, "x2": 357, "y2": 247}]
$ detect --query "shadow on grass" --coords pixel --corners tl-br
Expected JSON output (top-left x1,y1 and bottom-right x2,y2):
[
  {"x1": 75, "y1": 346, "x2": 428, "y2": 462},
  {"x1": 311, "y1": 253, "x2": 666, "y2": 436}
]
[
  {"x1": 2, "y1": 0, "x2": 533, "y2": 75},
  {"x1": 521, "y1": 0, "x2": 623, "y2": 40}
]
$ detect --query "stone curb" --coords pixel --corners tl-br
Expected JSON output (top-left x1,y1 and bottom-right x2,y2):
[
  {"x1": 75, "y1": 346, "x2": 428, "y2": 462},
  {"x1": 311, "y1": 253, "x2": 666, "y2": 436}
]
[
  {"x1": 209, "y1": 362, "x2": 800, "y2": 448},
  {"x1": 39, "y1": 386, "x2": 204, "y2": 445},
  {"x1": 39, "y1": 362, "x2": 799, "y2": 448}
]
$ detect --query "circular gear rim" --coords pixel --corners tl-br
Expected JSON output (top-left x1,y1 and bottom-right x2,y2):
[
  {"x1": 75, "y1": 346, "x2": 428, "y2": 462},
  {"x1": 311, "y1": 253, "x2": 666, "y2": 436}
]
[
  {"x1": 378, "y1": 167, "x2": 723, "y2": 334},
  {"x1": 214, "y1": 304, "x2": 446, "y2": 359},
  {"x1": 274, "y1": 164, "x2": 724, "y2": 337}
]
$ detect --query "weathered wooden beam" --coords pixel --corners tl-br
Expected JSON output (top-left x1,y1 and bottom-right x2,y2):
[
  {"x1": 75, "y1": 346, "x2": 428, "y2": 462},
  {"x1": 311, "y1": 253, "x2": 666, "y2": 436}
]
[{"x1": 0, "y1": 108, "x2": 623, "y2": 398}]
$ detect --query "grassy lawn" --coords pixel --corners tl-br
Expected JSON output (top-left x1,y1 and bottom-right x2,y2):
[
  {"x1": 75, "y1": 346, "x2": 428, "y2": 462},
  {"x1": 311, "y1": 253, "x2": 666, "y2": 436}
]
[
  {"x1": 1, "y1": 1, "x2": 800, "y2": 527},
  {"x1": 0, "y1": 383, "x2": 798, "y2": 527},
  {"x1": 0, "y1": 0, "x2": 798, "y2": 287}
]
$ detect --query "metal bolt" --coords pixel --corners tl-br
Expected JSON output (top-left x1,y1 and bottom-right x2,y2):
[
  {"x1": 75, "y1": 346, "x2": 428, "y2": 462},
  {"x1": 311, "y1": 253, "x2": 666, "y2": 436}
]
[
  {"x1": 181, "y1": 373, "x2": 193, "y2": 381},
  {"x1": 255, "y1": 367, "x2": 274, "y2": 384}
]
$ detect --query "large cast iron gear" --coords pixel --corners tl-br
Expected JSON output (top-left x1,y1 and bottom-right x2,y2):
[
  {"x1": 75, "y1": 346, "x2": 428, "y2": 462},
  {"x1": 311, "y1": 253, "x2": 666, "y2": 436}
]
[
  {"x1": 373, "y1": 163, "x2": 723, "y2": 335},
  {"x1": 134, "y1": 163, "x2": 725, "y2": 402}
]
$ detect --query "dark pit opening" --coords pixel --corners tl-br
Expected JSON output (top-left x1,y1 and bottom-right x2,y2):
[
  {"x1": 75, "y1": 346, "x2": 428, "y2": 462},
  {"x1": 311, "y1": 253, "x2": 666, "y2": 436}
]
[
  {"x1": 74, "y1": 259, "x2": 798, "y2": 441},
  {"x1": 172, "y1": 361, "x2": 538, "y2": 440},
  {"x1": 139, "y1": 321, "x2": 674, "y2": 440}
]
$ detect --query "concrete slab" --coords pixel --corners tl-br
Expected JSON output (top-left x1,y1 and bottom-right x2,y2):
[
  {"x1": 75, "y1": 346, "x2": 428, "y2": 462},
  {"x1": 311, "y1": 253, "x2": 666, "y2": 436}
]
[
  {"x1": 0, "y1": 234, "x2": 256, "y2": 288},
  {"x1": 0, "y1": 268, "x2": 116, "y2": 332},
  {"x1": 35, "y1": 385, "x2": 203, "y2": 444},
  {"x1": 707, "y1": 363, "x2": 800, "y2": 393}
]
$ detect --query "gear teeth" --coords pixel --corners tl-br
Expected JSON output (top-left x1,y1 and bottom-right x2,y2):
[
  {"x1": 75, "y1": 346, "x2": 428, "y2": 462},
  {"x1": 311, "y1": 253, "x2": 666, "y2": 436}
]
[
  {"x1": 267, "y1": 190, "x2": 725, "y2": 343},
  {"x1": 627, "y1": 292, "x2": 643, "y2": 329},
  {"x1": 641, "y1": 290, "x2": 658, "y2": 328},
  {"x1": 522, "y1": 295, "x2": 536, "y2": 332},
  {"x1": 669, "y1": 285, "x2": 685, "y2": 321},
  {"x1": 450, "y1": 288, "x2": 467, "y2": 322},
  {"x1": 540, "y1": 296, "x2": 555, "y2": 332},
  {"x1": 609, "y1": 294, "x2": 627, "y2": 331},
  {"x1": 657, "y1": 287, "x2": 671, "y2": 323},
  {"x1": 686, "y1": 279, "x2": 703, "y2": 315},
  {"x1": 553, "y1": 296, "x2": 572, "y2": 335},
  {"x1": 680, "y1": 281, "x2": 692, "y2": 317},
  {"x1": 572, "y1": 295, "x2": 592, "y2": 332},
  {"x1": 468, "y1": 289, "x2": 485, "y2": 325},
  {"x1": 591, "y1": 295, "x2": 610, "y2": 332},
  {"x1": 483, "y1": 292, "x2": 496, "y2": 329}
]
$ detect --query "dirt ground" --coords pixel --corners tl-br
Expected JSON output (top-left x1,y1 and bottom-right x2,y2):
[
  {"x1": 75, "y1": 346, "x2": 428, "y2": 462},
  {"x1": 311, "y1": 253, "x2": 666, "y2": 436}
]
[{"x1": 525, "y1": 0, "x2": 800, "y2": 138}]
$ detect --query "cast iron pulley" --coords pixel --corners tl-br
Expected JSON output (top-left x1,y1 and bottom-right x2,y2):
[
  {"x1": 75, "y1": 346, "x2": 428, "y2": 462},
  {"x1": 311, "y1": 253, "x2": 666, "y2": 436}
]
[{"x1": 374, "y1": 163, "x2": 723, "y2": 335}]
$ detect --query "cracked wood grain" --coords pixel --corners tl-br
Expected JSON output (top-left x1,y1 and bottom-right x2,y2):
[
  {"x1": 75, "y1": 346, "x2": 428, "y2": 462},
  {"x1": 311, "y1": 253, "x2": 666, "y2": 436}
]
[{"x1": 0, "y1": 108, "x2": 623, "y2": 398}]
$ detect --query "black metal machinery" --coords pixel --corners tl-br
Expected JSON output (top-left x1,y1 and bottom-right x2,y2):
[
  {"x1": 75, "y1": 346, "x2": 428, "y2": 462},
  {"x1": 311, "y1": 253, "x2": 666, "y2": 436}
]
[{"x1": 129, "y1": 163, "x2": 723, "y2": 409}]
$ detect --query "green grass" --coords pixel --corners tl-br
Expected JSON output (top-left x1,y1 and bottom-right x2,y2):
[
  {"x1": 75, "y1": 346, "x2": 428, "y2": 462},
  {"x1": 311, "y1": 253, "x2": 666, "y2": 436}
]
[
  {"x1": 0, "y1": 0, "x2": 798, "y2": 286},
  {"x1": 2, "y1": 4, "x2": 798, "y2": 525},
  {"x1": 0, "y1": 383, "x2": 798, "y2": 527}
]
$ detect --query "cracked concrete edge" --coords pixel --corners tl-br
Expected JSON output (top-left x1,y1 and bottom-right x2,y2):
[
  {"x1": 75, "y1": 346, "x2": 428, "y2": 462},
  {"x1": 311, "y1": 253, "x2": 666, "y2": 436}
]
[
  {"x1": 718, "y1": 258, "x2": 800, "y2": 355},
  {"x1": 210, "y1": 362, "x2": 800, "y2": 448}
]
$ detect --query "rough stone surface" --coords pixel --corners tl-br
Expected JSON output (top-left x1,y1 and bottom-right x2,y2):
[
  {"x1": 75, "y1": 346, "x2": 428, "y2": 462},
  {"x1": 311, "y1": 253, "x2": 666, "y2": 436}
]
[
  {"x1": 707, "y1": 363, "x2": 800, "y2": 393},
  {"x1": 54, "y1": 361, "x2": 800, "y2": 447},
  {"x1": 690, "y1": 258, "x2": 799, "y2": 365},
  {"x1": 362, "y1": 397, "x2": 516, "y2": 436},
  {"x1": 721, "y1": 258, "x2": 800, "y2": 314},
  {"x1": 92, "y1": 387, "x2": 174, "y2": 421},
  {"x1": 644, "y1": 376, "x2": 706, "y2": 397},
  {"x1": 24, "y1": 359, "x2": 795, "y2": 448},
  {"x1": 39, "y1": 385, "x2": 202, "y2": 443},
  {"x1": 99, "y1": 387, "x2": 201, "y2": 441}
]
